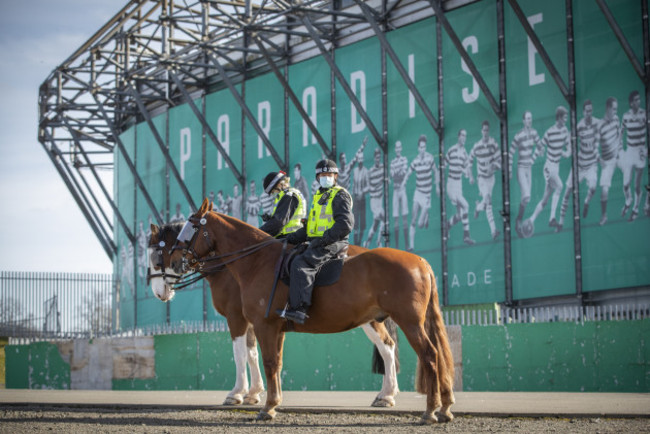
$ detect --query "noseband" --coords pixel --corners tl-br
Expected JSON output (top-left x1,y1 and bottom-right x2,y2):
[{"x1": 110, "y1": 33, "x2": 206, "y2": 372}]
[{"x1": 146, "y1": 240, "x2": 183, "y2": 285}]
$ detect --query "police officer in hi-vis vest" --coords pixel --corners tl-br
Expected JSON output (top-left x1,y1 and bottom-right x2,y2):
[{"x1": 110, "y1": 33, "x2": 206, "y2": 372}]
[
  {"x1": 279, "y1": 159, "x2": 354, "y2": 324},
  {"x1": 259, "y1": 171, "x2": 306, "y2": 238}
]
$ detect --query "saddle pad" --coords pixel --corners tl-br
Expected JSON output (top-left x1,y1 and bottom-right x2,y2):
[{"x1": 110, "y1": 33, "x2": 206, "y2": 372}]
[{"x1": 280, "y1": 255, "x2": 345, "y2": 287}]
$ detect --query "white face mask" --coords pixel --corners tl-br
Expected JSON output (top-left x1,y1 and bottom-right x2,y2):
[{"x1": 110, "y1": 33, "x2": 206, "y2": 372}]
[{"x1": 319, "y1": 175, "x2": 335, "y2": 189}]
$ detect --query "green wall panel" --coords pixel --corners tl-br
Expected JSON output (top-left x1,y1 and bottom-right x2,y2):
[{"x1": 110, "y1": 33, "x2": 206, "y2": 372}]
[
  {"x1": 462, "y1": 320, "x2": 650, "y2": 392},
  {"x1": 6, "y1": 343, "x2": 69, "y2": 390}
]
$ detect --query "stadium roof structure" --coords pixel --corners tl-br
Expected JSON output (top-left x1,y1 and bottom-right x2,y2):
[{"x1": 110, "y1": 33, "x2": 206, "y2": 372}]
[{"x1": 37, "y1": 0, "x2": 478, "y2": 260}]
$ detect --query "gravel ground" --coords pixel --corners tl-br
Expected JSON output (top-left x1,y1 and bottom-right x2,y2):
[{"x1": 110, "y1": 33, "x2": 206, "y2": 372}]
[{"x1": 1, "y1": 406, "x2": 649, "y2": 433}]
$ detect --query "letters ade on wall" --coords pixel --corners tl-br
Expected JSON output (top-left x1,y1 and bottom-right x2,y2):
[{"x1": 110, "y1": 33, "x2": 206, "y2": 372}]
[{"x1": 114, "y1": 0, "x2": 649, "y2": 331}]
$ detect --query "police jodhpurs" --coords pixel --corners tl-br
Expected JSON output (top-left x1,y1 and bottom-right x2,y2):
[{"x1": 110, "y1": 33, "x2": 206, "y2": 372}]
[{"x1": 288, "y1": 241, "x2": 344, "y2": 308}]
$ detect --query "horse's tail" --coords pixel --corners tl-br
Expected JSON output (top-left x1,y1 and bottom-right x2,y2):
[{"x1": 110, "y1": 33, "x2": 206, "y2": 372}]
[
  {"x1": 371, "y1": 318, "x2": 400, "y2": 374},
  {"x1": 415, "y1": 268, "x2": 454, "y2": 394}
]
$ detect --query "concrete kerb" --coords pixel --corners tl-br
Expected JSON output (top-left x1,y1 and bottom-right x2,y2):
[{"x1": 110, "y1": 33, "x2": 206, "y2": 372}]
[{"x1": 1, "y1": 390, "x2": 649, "y2": 419}]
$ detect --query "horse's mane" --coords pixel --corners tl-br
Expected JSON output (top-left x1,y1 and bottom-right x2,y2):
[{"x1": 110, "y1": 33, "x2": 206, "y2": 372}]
[
  {"x1": 155, "y1": 221, "x2": 185, "y2": 243},
  {"x1": 208, "y1": 211, "x2": 279, "y2": 243}
]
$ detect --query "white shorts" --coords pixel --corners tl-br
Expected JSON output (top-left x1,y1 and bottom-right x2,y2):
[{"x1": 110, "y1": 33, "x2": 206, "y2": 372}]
[
  {"x1": 543, "y1": 160, "x2": 562, "y2": 191},
  {"x1": 370, "y1": 197, "x2": 384, "y2": 218},
  {"x1": 478, "y1": 175, "x2": 496, "y2": 199},
  {"x1": 569, "y1": 165, "x2": 598, "y2": 190},
  {"x1": 413, "y1": 189, "x2": 431, "y2": 211},
  {"x1": 392, "y1": 186, "x2": 408, "y2": 217},
  {"x1": 599, "y1": 155, "x2": 620, "y2": 188},
  {"x1": 446, "y1": 178, "x2": 464, "y2": 204}
]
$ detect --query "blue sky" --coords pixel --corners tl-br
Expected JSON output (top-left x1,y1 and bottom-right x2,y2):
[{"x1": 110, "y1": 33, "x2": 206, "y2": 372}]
[{"x1": 0, "y1": 1, "x2": 120, "y2": 272}]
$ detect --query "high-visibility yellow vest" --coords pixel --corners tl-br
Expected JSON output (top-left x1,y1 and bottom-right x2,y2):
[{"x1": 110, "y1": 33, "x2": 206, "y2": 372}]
[
  {"x1": 273, "y1": 187, "x2": 306, "y2": 236},
  {"x1": 306, "y1": 186, "x2": 344, "y2": 238}
]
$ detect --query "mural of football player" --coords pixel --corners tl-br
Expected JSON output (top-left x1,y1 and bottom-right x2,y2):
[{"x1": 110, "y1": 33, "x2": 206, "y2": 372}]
[
  {"x1": 445, "y1": 129, "x2": 475, "y2": 246},
  {"x1": 169, "y1": 202, "x2": 186, "y2": 223},
  {"x1": 246, "y1": 179, "x2": 261, "y2": 227},
  {"x1": 556, "y1": 99, "x2": 600, "y2": 231},
  {"x1": 469, "y1": 120, "x2": 502, "y2": 240},
  {"x1": 521, "y1": 106, "x2": 570, "y2": 237},
  {"x1": 364, "y1": 148, "x2": 385, "y2": 248},
  {"x1": 230, "y1": 183, "x2": 242, "y2": 220},
  {"x1": 509, "y1": 110, "x2": 542, "y2": 237},
  {"x1": 597, "y1": 97, "x2": 622, "y2": 226},
  {"x1": 620, "y1": 90, "x2": 647, "y2": 221},
  {"x1": 404, "y1": 134, "x2": 440, "y2": 251},
  {"x1": 136, "y1": 220, "x2": 148, "y2": 281},
  {"x1": 293, "y1": 163, "x2": 311, "y2": 206},
  {"x1": 390, "y1": 140, "x2": 409, "y2": 249}
]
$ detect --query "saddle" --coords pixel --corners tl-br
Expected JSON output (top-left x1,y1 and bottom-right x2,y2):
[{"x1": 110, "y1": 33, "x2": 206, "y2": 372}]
[{"x1": 278, "y1": 242, "x2": 349, "y2": 287}]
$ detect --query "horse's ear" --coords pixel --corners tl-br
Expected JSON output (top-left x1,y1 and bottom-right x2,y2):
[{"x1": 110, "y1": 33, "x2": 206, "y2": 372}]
[
  {"x1": 200, "y1": 198, "x2": 210, "y2": 215},
  {"x1": 150, "y1": 224, "x2": 159, "y2": 241}
]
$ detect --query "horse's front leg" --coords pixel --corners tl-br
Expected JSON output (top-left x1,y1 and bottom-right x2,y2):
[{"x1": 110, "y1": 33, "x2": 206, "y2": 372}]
[
  {"x1": 244, "y1": 327, "x2": 265, "y2": 405},
  {"x1": 223, "y1": 334, "x2": 249, "y2": 405},
  {"x1": 254, "y1": 323, "x2": 286, "y2": 420}
]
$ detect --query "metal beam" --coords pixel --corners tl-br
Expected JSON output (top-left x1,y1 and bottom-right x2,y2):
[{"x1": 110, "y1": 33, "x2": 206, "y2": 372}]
[
  {"x1": 92, "y1": 92, "x2": 164, "y2": 226},
  {"x1": 250, "y1": 33, "x2": 334, "y2": 160},
  {"x1": 301, "y1": 14, "x2": 386, "y2": 153},
  {"x1": 206, "y1": 51, "x2": 288, "y2": 172},
  {"x1": 67, "y1": 126, "x2": 135, "y2": 243},
  {"x1": 428, "y1": 0, "x2": 503, "y2": 119},
  {"x1": 496, "y1": 0, "x2": 513, "y2": 305},
  {"x1": 566, "y1": 0, "x2": 583, "y2": 301},
  {"x1": 39, "y1": 132, "x2": 116, "y2": 258},
  {"x1": 168, "y1": 69, "x2": 245, "y2": 185},
  {"x1": 595, "y1": 0, "x2": 646, "y2": 83},
  {"x1": 507, "y1": 0, "x2": 571, "y2": 102},
  {"x1": 354, "y1": 0, "x2": 441, "y2": 135},
  {"x1": 128, "y1": 82, "x2": 198, "y2": 213}
]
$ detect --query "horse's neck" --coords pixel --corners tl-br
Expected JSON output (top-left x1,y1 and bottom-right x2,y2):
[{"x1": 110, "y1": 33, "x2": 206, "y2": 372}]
[{"x1": 211, "y1": 213, "x2": 277, "y2": 279}]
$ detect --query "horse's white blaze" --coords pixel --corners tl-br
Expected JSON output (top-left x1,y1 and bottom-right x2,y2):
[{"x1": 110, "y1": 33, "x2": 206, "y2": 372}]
[
  {"x1": 361, "y1": 322, "x2": 399, "y2": 401},
  {"x1": 227, "y1": 335, "x2": 249, "y2": 401},
  {"x1": 148, "y1": 247, "x2": 176, "y2": 301}
]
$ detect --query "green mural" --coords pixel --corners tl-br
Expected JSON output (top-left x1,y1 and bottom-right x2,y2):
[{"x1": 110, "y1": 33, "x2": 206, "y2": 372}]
[
  {"x1": 443, "y1": 0, "x2": 505, "y2": 304},
  {"x1": 288, "y1": 55, "x2": 333, "y2": 206},
  {"x1": 114, "y1": 0, "x2": 650, "y2": 330},
  {"x1": 505, "y1": 0, "x2": 575, "y2": 300},
  {"x1": 335, "y1": 36, "x2": 383, "y2": 248},
  {"x1": 574, "y1": 0, "x2": 649, "y2": 292},
  {"x1": 385, "y1": 17, "x2": 443, "y2": 284}
]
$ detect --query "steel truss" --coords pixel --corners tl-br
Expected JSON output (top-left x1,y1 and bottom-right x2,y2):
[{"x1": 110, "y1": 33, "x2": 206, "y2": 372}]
[{"x1": 39, "y1": 0, "x2": 649, "y2": 307}]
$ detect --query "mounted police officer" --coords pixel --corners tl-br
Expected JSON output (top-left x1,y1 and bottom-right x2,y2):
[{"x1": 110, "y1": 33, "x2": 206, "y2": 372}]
[
  {"x1": 259, "y1": 171, "x2": 306, "y2": 238},
  {"x1": 279, "y1": 159, "x2": 354, "y2": 324}
]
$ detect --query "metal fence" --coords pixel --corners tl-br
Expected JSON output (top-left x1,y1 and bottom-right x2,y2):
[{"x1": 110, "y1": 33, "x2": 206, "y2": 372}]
[
  {"x1": 2, "y1": 271, "x2": 649, "y2": 342},
  {"x1": 0, "y1": 271, "x2": 114, "y2": 339},
  {"x1": 443, "y1": 303, "x2": 650, "y2": 326}
]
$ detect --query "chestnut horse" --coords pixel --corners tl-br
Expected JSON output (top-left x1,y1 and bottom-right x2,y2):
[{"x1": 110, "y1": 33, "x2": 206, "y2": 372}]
[
  {"x1": 149, "y1": 222, "x2": 400, "y2": 408},
  {"x1": 170, "y1": 198, "x2": 454, "y2": 423}
]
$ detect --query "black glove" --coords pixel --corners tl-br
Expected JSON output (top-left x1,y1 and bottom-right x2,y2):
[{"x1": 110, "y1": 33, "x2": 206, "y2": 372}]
[
  {"x1": 309, "y1": 238, "x2": 325, "y2": 249},
  {"x1": 261, "y1": 213, "x2": 271, "y2": 222}
]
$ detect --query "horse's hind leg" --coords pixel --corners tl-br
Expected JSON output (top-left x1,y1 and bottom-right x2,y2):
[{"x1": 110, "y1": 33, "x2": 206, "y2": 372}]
[
  {"x1": 432, "y1": 333, "x2": 455, "y2": 422},
  {"x1": 244, "y1": 326, "x2": 265, "y2": 405},
  {"x1": 400, "y1": 324, "x2": 441, "y2": 424},
  {"x1": 362, "y1": 321, "x2": 399, "y2": 407}
]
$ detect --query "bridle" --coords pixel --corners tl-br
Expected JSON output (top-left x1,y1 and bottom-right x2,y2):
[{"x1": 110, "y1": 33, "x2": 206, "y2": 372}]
[
  {"x1": 170, "y1": 213, "x2": 277, "y2": 285},
  {"x1": 146, "y1": 239, "x2": 183, "y2": 286}
]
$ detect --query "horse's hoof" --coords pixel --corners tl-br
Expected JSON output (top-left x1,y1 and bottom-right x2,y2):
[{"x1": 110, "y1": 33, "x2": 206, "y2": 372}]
[
  {"x1": 223, "y1": 396, "x2": 243, "y2": 405},
  {"x1": 420, "y1": 412, "x2": 439, "y2": 424},
  {"x1": 244, "y1": 395, "x2": 261, "y2": 405},
  {"x1": 371, "y1": 397, "x2": 395, "y2": 407},
  {"x1": 436, "y1": 409, "x2": 454, "y2": 423},
  {"x1": 256, "y1": 410, "x2": 275, "y2": 421}
]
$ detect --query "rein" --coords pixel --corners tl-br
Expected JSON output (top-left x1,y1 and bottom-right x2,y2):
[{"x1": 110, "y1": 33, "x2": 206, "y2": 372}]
[{"x1": 171, "y1": 214, "x2": 279, "y2": 290}]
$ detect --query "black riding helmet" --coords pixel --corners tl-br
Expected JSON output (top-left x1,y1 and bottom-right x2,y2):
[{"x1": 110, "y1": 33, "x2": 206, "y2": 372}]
[
  {"x1": 314, "y1": 159, "x2": 339, "y2": 179},
  {"x1": 263, "y1": 171, "x2": 287, "y2": 194}
]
